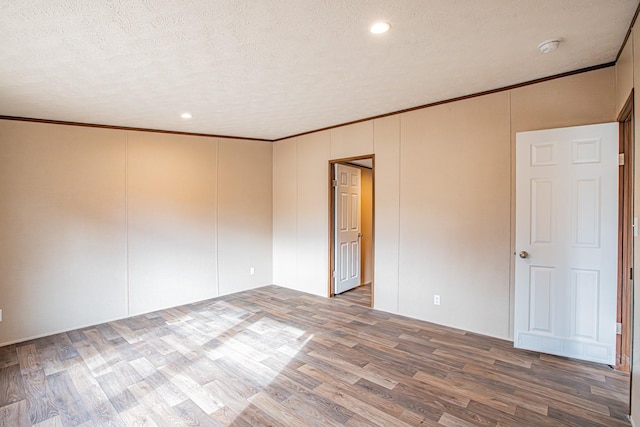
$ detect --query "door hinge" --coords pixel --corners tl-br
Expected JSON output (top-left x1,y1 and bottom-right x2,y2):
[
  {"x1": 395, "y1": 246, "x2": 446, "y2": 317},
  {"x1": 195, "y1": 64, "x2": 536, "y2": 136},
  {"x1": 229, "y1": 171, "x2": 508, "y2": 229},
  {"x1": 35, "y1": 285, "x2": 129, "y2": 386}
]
[
  {"x1": 332, "y1": 179, "x2": 337, "y2": 187},
  {"x1": 332, "y1": 270, "x2": 336, "y2": 278},
  {"x1": 619, "y1": 153, "x2": 625, "y2": 166},
  {"x1": 616, "y1": 322, "x2": 622, "y2": 335},
  {"x1": 631, "y1": 267, "x2": 634, "y2": 281}
]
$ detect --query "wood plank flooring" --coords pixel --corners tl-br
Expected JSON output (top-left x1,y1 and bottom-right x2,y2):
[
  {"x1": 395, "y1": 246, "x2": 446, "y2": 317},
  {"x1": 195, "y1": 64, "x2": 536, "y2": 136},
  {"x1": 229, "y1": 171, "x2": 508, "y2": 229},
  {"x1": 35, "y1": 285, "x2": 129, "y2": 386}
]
[
  {"x1": 334, "y1": 283, "x2": 371, "y2": 307},
  {"x1": 0, "y1": 285, "x2": 630, "y2": 426}
]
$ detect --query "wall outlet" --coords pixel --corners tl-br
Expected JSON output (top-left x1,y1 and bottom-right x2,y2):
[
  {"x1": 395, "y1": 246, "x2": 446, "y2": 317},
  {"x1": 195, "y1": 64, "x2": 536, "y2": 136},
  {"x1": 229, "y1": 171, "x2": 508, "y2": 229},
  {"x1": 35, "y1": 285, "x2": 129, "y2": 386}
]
[
  {"x1": 0, "y1": 309, "x2": 3, "y2": 322},
  {"x1": 433, "y1": 295, "x2": 440, "y2": 305},
  {"x1": 250, "y1": 267, "x2": 255, "y2": 276}
]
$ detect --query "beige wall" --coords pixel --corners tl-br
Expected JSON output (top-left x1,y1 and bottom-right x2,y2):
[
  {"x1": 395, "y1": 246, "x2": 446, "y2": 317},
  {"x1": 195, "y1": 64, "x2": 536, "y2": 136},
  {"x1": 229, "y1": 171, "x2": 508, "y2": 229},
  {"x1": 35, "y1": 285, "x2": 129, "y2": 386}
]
[
  {"x1": 399, "y1": 92, "x2": 511, "y2": 336},
  {"x1": 330, "y1": 121, "x2": 373, "y2": 159},
  {"x1": 612, "y1": 26, "x2": 640, "y2": 425},
  {"x1": 618, "y1": 25, "x2": 640, "y2": 426},
  {"x1": 360, "y1": 168, "x2": 373, "y2": 286},
  {"x1": 272, "y1": 138, "x2": 298, "y2": 289},
  {"x1": 272, "y1": 67, "x2": 616, "y2": 339},
  {"x1": 0, "y1": 121, "x2": 127, "y2": 345},
  {"x1": 618, "y1": 37, "x2": 634, "y2": 114},
  {"x1": 272, "y1": 132, "x2": 332, "y2": 297},
  {"x1": 0, "y1": 121, "x2": 273, "y2": 346},
  {"x1": 633, "y1": 26, "x2": 640, "y2": 427},
  {"x1": 372, "y1": 115, "x2": 401, "y2": 313},
  {"x1": 217, "y1": 139, "x2": 273, "y2": 294},
  {"x1": 127, "y1": 132, "x2": 218, "y2": 315},
  {"x1": 296, "y1": 132, "x2": 331, "y2": 296}
]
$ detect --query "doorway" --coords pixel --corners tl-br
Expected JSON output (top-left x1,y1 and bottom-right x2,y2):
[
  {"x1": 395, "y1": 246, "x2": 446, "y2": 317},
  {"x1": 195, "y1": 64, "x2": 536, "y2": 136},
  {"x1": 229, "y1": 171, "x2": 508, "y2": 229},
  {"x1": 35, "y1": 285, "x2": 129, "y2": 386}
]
[
  {"x1": 329, "y1": 155, "x2": 374, "y2": 308},
  {"x1": 616, "y1": 90, "x2": 634, "y2": 373}
]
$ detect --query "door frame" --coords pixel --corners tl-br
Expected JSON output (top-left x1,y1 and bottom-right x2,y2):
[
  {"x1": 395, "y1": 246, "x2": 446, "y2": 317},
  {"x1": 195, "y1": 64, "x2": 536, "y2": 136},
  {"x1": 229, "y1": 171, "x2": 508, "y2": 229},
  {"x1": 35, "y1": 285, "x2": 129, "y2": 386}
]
[
  {"x1": 328, "y1": 155, "x2": 375, "y2": 305},
  {"x1": 616, "y1": 90, "x2": 634, "y2": 373}
]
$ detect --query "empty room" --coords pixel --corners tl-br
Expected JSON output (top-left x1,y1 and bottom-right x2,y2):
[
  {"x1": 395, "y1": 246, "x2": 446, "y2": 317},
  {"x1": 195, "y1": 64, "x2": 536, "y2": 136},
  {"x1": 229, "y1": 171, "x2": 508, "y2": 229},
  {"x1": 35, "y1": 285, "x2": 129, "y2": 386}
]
[{"x1": 2, "y1": 1, "x2": 640, "y2": 426}]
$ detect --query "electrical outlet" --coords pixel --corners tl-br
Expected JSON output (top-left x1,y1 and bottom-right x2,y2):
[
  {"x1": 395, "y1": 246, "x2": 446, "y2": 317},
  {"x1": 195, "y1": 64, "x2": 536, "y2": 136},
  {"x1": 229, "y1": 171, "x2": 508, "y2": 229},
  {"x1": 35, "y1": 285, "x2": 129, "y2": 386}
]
[
  {"x1": 250, "y1": 267, "x2": 255, "y2": 276},
  {"x1": 0, "y1": 309, "x2": 3, "y2": 322},
  {"x1": 433, "y1": 295, "x2": 440, "y2": 305}
]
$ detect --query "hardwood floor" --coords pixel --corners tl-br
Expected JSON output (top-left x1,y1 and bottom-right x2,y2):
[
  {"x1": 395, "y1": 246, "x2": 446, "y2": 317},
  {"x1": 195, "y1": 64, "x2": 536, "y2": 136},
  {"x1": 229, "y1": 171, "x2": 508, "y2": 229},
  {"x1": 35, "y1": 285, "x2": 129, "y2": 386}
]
[
  {"x1": 333, "y1": 283, "x2": 371, "y2": 307},
  {"x1": 0, "y1": 285, "x2": 630, "y2": 426}
]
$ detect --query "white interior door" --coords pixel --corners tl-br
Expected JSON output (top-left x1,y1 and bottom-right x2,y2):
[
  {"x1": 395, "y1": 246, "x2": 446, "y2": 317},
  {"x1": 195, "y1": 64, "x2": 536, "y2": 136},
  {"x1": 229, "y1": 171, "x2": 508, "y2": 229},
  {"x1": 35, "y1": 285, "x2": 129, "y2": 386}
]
[
  {"x1": 515, "y1": 123, "x2": 618, "y2": 365},
  {"x1": 335, "y1": 164, "x2": 361, "y2": 294}
]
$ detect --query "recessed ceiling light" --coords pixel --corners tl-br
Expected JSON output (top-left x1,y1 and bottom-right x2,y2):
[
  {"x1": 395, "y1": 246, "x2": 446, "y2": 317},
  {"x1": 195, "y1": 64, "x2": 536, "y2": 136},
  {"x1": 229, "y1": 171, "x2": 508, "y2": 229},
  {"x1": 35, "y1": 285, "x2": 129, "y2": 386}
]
[
  {"x1": 538, "y1": 38, "x2": 563, "y2": 54},
  {"x1": 181, "y1": 112, "x2": 192, "y2": 119},
  {"x1": 370, "y1": 22, "x2": 391, "y2": 34}
]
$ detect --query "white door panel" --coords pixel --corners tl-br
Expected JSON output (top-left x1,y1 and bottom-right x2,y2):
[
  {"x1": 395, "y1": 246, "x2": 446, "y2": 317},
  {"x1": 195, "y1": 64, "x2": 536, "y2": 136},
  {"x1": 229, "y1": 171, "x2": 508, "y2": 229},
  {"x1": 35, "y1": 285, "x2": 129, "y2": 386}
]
[
  {"x1": 515, "y1": 123, "x2": 618, "y2": 365},
  {"x1": 335, "y1": 164, "x2": 361, "y2": 294}
]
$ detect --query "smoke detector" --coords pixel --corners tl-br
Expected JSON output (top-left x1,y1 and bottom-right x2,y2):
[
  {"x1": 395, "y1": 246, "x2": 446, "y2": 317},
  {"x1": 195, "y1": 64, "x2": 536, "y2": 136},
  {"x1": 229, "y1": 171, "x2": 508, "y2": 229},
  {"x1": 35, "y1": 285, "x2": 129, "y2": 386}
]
[{"x1": 538, "y1": 38, "x2": 563, "y2": 54}]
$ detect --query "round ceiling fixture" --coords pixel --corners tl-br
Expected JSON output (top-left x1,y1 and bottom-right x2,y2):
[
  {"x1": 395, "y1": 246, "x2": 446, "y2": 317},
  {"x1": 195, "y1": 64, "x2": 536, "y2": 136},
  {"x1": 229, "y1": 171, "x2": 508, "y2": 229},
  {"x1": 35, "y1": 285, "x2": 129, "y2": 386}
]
[
  {"x1": 370, "y1": 22, "x2": 391, "y2": 34},
  {"x1": 538, "y1": 38, "x2": 563, "y2": 54},
  {"x1": 181, "y1": 112, "x2": 192, "y2": 119}
]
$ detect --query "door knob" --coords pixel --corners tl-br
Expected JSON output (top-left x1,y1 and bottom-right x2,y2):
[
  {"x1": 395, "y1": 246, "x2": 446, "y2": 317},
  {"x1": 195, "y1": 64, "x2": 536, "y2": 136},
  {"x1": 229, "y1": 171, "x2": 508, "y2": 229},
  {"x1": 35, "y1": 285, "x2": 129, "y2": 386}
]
[
  {"x1": 519, "y1": 251, "x2": 529, "y2": 259},
  {"x1": 358, "y1": 233, "x2": 363, "y2": 238}
]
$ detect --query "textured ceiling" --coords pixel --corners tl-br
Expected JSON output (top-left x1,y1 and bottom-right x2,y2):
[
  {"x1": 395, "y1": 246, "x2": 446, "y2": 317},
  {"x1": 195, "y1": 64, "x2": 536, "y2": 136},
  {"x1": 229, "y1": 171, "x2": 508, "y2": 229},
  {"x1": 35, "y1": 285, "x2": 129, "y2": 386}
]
[{"x1": 0, "y1": 0, "x2": 637, "y2": 140}]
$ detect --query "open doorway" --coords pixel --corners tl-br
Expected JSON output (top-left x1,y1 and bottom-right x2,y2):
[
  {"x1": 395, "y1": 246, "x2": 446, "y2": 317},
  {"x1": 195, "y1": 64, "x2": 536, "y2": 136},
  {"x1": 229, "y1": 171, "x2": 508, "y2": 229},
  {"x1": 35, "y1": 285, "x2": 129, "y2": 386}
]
[
  {"x1": 329, "y1": 155, "x2": 374, "y2": 308},
  {"x1": 616, "y1": 90, "x2": 634, "y2": 374}
]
